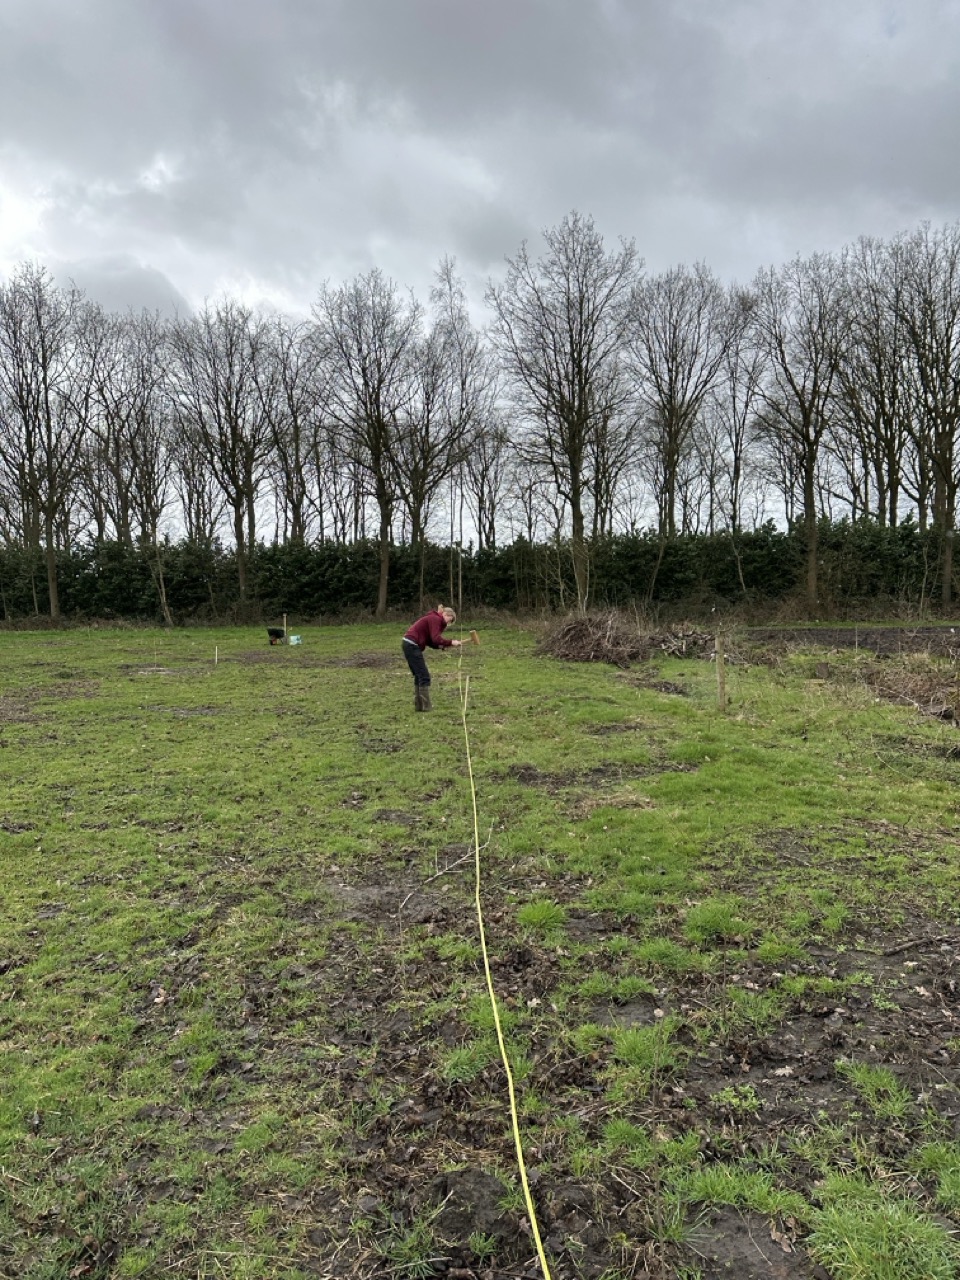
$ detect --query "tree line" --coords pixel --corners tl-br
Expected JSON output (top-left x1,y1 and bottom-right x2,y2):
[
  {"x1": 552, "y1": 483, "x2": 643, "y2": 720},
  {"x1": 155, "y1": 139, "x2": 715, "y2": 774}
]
[{"x1": 2, "y1": 212, "x2": 960, "y2": 620}]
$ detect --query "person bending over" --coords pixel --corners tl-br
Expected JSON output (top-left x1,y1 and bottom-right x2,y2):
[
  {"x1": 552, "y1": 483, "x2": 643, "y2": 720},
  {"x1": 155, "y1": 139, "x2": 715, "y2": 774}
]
[{"x1": 402, "y1": 604, "x2": 462, "y2": 711}]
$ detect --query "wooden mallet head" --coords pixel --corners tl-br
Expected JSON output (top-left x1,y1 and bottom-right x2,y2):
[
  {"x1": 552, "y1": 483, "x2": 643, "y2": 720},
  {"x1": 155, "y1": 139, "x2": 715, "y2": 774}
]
[{"x1": 469, "y1": 630, "x2": 480, "y2": 646}]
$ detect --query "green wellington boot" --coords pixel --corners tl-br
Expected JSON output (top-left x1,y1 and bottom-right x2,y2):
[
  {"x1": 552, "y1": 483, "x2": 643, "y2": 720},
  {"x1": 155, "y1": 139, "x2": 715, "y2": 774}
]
[
  {"x1": 414, "y1": 686, "x2": 424, "y2": 711},
  {"x1": 419, "y1": 685, "x2": 433, "y2": 711}
]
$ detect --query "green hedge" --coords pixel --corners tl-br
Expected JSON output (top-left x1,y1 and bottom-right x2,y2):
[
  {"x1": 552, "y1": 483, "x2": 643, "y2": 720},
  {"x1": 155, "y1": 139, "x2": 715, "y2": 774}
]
[{"x1": 0, "y1": 520, "x2": 950, "y2": 622}]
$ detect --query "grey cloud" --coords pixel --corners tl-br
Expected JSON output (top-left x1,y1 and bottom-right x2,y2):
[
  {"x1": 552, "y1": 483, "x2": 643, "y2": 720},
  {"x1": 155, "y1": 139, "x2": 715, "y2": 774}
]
[
  {"x1": 450, "y1": 201, "x2": 536, "y2": 273},
  {"x1": 1, "y1": 0, "x2": 959, "y2": 309},
  {"x1": 53, "y1": 254, "x2": 192, "y2": 316}
]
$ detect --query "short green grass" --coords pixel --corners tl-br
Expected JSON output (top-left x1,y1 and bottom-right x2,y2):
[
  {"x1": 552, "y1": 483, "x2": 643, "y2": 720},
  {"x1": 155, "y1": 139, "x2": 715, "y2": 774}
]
[{"x1": 2, "y1": 623, "x2": 960, "y2": 1276}]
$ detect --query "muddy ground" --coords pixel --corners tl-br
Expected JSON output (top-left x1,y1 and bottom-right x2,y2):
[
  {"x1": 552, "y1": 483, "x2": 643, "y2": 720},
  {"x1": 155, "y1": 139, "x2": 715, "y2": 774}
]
[
  {"x1": 332, "y1": 875, "x2": 957, "y2": 1274},
  {"x1": 282, "y1": 625, "x2": 960, "y2": 1277},
  {"x1": 744, "y1": 626, "x2": 960, "y2": 658},
  {"x1": 160, "y1": 819, "x2": 960, "y2": 1279}
]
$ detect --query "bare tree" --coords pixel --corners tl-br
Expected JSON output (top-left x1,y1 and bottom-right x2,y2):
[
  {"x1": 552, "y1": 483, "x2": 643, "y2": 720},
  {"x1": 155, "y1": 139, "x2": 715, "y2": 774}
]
[
  {"x1": 753, "y1": 396, "x2": 804, "y2": 527},
  {"x1": 503, "y1": 455, "x2": 553, "y2": 546},
  {"x1": 390, "y1": 260, "x2": 494, "y2": 599},
  {"x1": 167, "y1": 300, "x2": 273, "y2": 601},
  {"x1": 394, "y1": 263, "x2": 485, "y2": 543},
  {"x1": 894, "y1": 223, "x2": 960, "y2": 603},
  {"x1": 462, "y1": 412, "x2": 512, "y2": 551},
  {"x1": 79, "y1": 309, "x2": 172, "y2": 546},
  {"x1": 313, "y1": 270, "x2": 422, "y2": 615},
  {"x1": 828, "y1": 237, "x2": 912, "y2": 527},
  {"x1": 255, "y1": 316, "x2": 329, "y2": 545},
  {"x1": 72, "y1": 307, "x2": 177, "y2": 621},
  {"x1": 588, "y1": 363, "x2": 640, "y2": 539},
  {"x1": 487, "y1": 211, "x2": 639, "y2": 610},
  {"x1": 0, "y1": 264, "x2": 93, "y2": 617},
  {"x1": 628, "y1": 262, "x2": 735, "y2": 539},
  {"x1": 320, "y1": 439, "x2": 369, "y2": 544},
  {"x1": 752, "y1": 253, "x2": 849, "y2": 608},
  {"x1": 702, "y1": 288, "x2": 767, "y2": 534},
  {"x1": 170, "y1": 419, "x2": 226, "y2": 547}
]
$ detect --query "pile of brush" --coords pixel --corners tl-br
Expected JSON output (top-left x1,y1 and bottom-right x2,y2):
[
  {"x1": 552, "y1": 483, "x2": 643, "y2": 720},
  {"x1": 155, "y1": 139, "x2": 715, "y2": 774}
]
[
  {"x1": 657, "y1": 627, "x2": 717, "y2": 659},
  {"x1": 860, "y1": 661, "x2": 959, "y2": 722},
  {"x1": 537, "y1": 613, "x2": 716, "y2": 668}
]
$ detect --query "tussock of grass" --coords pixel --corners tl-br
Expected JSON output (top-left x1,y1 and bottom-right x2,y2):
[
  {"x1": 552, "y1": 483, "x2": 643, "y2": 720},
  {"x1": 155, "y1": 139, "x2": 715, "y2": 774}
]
[
  {"x1": 837, "y1": 1061, "x2": 913, "y2": 1123},
  {"x1": 910, "y1": 1142, "x2": 960, "y2": 1210},
  {"x1": 683, "y1": 896, "x2": 754, "y2": 945},
  {"x1": 516, "y1": 897, "x2": 567, "y2": 932},
  {"x1": 808, "y1": 1196, "x2": 959, "y2": 1280},
  {"x1": 670, "y1": 1164, "x2": 809, "y2": 1220},
  {"x1": 608, "y1": 1017, "x2": 684, "y2": 1090}
]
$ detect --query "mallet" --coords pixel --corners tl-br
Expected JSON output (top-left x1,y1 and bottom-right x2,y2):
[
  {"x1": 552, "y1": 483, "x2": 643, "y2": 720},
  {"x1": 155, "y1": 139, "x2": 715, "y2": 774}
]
[{"x1": 469, "y1": 630, "x2": 480, "y2": 646}]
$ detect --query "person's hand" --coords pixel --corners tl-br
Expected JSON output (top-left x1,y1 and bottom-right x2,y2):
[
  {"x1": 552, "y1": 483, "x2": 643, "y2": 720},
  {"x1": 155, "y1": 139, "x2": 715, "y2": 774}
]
[{"x1": 451, "y1": 639, "x2": 463, "y2": 647}]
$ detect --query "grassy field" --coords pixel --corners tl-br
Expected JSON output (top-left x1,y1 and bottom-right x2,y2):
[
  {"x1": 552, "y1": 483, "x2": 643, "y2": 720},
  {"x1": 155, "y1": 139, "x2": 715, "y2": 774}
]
[{"x1": 1, "y1": 621, "x2": 960, "y2": 1279}]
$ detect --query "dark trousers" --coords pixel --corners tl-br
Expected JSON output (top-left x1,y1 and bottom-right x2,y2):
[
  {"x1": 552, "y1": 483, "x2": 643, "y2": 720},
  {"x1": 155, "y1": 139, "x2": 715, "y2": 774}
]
[{"x1": 402, "y1": 639, "x2": 430, "y2": 687}]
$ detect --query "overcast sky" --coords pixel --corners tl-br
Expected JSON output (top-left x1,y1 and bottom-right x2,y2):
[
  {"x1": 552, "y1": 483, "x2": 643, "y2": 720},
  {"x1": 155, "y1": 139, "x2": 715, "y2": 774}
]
[{"x1": 1, "y1": 0, "x2": 958, "y2": 317}]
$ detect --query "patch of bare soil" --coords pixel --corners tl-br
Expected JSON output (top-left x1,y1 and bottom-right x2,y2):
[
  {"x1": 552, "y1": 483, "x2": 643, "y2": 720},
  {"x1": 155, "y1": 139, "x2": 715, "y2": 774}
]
[
  {"x1": 0, "y1": 693, "x2": 38, "y2": 723},
  {"x1": 233, "y1": 650, "x2": 330, "y2": 667},
  {"x1": 358, "y1": 733, "x2": 404, "y2": 754},
  {"x1": 332, "y1": 651, "x2": 399, "y2": 669},
  {"x1": 373, "y1": 809, "x2": 421, "y2": 826},
  {"x1": 234, "y1": 649, "x2": 400, "y2": 669},
  {"x1": 0, "y1": 818, "x2": 36, "y2": 833},
  {"x1": 885, "y1": 735, "x2": 960, "y2": 762},
  {"x1": 567, "y1": 786, "x2": 657, "y2": 820},
  {"x1": 745, "y1": 625, "x2": 960, "y2": 658},
  {"x1": 492, "y1": 759, "x2": 696, "y2": 792},
  {"x1": 1, "y1": 679, "x2": 98, "y2": 724},
  {"x1": 706, "y1": 821, "x2": 960, "y2": 901},
  {"x1": 319, "y1": 851, "x2": 477, "y2": 929},
  {"x1": 43, "y1": 678, "x2": 102, "y2": 701},
  {"x1": 619, "y1": 670, "x2": 690, "y2": 696},
  {"x1": 142, "y1": 704, "x2": 220, "y2": 717},
  {"x1": 685, "y1": 1207, "x2": 825, "y2": 1279},
  {"x1": 586, "y1": 718, "x2": 653, "y2": 736},
  {"x1": 118, "y1": 662, "x2": 207, "y2": 679}
]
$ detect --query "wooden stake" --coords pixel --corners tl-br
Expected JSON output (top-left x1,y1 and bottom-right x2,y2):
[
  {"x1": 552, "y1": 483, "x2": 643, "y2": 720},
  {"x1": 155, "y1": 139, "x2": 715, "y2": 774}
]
[
  {"x1": 283, "y1": 613, "x2": 287, "y2": 641},
  {"x1": 215, "y1": 645, "x2": 218, "y2": 667},
  {"x1": 716, "y1": 629, "x2": 727, "y2": 710}
]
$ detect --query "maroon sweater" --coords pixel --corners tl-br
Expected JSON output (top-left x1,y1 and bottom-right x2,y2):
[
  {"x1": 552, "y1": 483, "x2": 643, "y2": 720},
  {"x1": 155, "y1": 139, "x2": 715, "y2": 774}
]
[{"x1": 404, "y1": 611, "x2": 452, "y2": 650}]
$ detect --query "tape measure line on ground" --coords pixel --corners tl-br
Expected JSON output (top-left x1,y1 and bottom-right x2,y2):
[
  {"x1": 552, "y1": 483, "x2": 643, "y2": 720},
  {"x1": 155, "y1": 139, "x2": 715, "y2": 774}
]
[{"x1": 456, "y1": 663, "x2": 554, "y2": 1279}]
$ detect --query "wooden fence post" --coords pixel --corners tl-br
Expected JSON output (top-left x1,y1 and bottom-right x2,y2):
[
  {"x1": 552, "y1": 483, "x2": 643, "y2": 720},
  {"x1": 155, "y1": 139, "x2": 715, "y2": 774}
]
[{"x1": 716, "y1": 629, "x2": 727, "y2": 710}]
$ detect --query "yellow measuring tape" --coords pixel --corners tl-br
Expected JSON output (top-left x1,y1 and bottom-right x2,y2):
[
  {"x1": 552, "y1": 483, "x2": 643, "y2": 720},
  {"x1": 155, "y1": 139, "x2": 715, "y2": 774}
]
[{"x1": 456, "y1": 626, "x2": 554, "y2": 1278}]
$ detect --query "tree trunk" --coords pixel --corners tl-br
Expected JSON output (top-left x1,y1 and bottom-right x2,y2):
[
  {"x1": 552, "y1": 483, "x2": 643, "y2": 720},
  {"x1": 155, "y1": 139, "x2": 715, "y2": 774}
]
[
  {"x1": 234, "y1": 506, "x2": 247, "y2": 601},
  {"x1": 152, "y1": 544, "x2": 174, "y2": 627},
  {"x1": 943, "y1": 527, "x2": 954, "y2": 607},
  {"x1": 804, "y1": 455, "x2": 819, "y2": 612},
  {"x1": 646, "y1": 536, "x2": 668, "y2": 606},
  {"x1": 570, "y1": 497, "x2": 589, "y2": 613},
  {"x1": 44, "y1": 518, "x2": 60, "y2": 620},
  {"x1": 376, "y1": 510, "x2": 390, "y2": 617}
]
